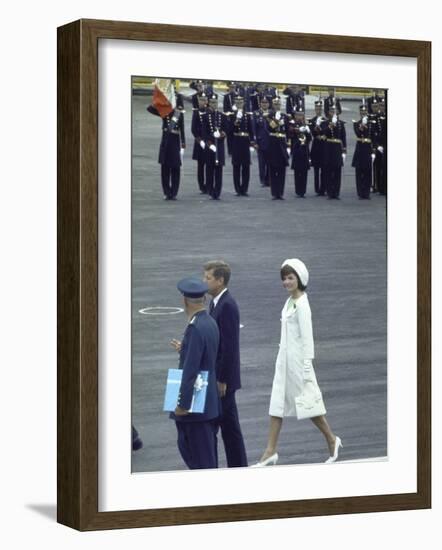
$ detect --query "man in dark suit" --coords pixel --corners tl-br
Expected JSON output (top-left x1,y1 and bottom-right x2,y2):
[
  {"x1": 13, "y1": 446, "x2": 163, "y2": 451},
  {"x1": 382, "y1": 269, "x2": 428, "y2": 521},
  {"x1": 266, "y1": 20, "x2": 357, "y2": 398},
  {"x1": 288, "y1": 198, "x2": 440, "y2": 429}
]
[
  {"x1": 169, "y1": 277, "x2": 221, "y2": 469},
  {"x1": 203, "y1": 261, "x2": 248, "y2": 468}
]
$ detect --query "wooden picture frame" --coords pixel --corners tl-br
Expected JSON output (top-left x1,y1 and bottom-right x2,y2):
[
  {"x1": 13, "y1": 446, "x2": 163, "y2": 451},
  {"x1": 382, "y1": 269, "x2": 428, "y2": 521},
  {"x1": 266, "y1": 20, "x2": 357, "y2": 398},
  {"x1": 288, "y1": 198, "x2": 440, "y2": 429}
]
[{"x1": 57, "y1": 18, "x2": 431, "y2": 531}]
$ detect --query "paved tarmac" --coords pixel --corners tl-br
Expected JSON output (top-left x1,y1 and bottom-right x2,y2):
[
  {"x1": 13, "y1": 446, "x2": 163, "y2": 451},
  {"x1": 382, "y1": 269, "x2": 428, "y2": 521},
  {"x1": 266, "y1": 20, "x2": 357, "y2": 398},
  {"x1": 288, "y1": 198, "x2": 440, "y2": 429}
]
[{"x1": 131, "y1": 89, "x2": 387, "y2": 473}]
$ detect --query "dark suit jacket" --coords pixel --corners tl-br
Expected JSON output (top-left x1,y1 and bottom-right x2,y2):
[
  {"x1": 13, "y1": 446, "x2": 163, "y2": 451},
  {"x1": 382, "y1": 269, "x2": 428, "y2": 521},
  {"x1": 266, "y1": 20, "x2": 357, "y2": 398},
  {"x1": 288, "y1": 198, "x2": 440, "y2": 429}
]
[{"x1": 210, "y1": 290, "x2": 241, "y2": 392}]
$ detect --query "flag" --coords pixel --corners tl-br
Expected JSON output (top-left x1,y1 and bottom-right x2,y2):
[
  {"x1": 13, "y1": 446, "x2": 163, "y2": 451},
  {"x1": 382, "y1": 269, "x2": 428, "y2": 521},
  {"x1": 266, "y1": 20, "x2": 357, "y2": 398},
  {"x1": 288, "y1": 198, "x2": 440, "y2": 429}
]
[{"x1": 151, "y1": 78, "x2": 176, "y2": 118}]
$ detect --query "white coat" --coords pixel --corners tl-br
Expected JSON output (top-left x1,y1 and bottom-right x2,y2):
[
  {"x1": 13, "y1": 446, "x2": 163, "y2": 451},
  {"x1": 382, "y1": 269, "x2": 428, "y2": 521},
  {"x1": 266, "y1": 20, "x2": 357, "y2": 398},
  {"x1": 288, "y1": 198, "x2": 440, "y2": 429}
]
[{"x1": 269, "y1": 293, "x2": 324, "y2": 418}]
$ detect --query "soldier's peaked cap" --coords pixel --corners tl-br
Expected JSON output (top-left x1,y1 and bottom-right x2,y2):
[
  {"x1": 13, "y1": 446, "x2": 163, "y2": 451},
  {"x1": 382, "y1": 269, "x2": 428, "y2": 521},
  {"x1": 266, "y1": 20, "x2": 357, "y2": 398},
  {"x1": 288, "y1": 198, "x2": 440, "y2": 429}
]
[{"x1": 177, "y1": 277, "x2": 208, "y2": 298}]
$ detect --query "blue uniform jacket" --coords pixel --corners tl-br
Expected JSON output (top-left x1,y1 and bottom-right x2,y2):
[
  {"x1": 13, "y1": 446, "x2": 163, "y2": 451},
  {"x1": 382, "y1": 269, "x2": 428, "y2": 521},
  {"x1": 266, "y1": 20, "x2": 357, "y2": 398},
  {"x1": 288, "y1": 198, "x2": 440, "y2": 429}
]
[
  {"x1": 210, "y1": 290, "x2": 242, "y2": 392},
  {"x1": 172, "y1": 311, "x2": 220, "y2": 423}
]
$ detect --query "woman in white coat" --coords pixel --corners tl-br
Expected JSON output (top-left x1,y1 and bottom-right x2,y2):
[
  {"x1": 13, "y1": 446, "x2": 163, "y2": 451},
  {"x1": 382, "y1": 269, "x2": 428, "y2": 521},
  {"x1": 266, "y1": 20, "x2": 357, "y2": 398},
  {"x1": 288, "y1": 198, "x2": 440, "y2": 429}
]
[{"x1": 253, "y1": 258, "x2": 342, "y2": 466}]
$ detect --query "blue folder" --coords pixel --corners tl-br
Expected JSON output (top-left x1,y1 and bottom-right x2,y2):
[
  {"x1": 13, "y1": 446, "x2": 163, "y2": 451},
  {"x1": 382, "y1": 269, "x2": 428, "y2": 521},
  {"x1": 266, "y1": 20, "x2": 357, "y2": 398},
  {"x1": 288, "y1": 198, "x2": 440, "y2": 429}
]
[{"x1": 163, "y1": 369, "x2": 209, "y2": 413}]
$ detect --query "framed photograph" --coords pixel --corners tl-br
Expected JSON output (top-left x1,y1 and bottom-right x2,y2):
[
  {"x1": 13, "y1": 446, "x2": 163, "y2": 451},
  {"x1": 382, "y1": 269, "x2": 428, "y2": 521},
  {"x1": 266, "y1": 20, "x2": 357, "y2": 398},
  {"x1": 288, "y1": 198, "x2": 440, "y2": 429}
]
[{"x1": 57, "y1": 19, "x2": 431, "y2": 530}]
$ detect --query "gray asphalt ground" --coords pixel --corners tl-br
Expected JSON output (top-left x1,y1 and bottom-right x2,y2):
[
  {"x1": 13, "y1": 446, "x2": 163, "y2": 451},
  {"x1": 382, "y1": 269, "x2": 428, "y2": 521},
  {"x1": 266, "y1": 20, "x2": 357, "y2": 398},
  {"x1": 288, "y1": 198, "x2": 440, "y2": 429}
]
[{"x1": 131, "y1": 87, "x2": 387, "y2": 473}]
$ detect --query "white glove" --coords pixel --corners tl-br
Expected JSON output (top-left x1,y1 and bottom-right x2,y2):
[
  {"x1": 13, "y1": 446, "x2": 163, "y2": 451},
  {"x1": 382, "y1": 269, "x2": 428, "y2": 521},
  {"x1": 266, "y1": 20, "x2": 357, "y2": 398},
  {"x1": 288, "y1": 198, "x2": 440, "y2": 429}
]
[
  {"x1": 180, "y1": 148, "x2": 185, "y2": 157},
  {"x1": 213, "y1": 130, "x2": 221, "y2": 138},
  {"x1": 342, "y1": 153, "x2": 346, "y2": 161},
  {"x1": 199, "y1": 140, "x2": 206, "y2": 149},
  {"x1": 209, "y1": 144, "x2": 217, "y2": 153},
  {"x1": 377, "y1": 146, "x2": 384, "y2": 153},
  {"x1": 371, "y1": 153, "x2": 376, "y2": 161},
  {"x1": 232, "y1": 105, "x2": 238, "y2": 111},
  {"x1": 316, "y1": 117, "x2": 322, "y2": 126},
  {"x1": 275, "y1": 111, "x2": 281, "y2": 120},
  {"x1": 305, "y1": 126, "x2": 311, "y2": 133},
  {"x1": 237, "y1": 110, "x2": 243, "y2": 119},
  {"x1": 286, "y1": 147, "x2": 291, "y2": 155},
  {"x1": 303, "y1": 359, "x2": 313, "y2": 381},
  {"x1": 362, "y1": 116, "x2": 368, "y2": 125},
  {"x1": 249, "y1": 146, "x2": 255, "y2": 153},
  {"x1": 332, "y1": 114, "x2": 338, "y2": 124}
]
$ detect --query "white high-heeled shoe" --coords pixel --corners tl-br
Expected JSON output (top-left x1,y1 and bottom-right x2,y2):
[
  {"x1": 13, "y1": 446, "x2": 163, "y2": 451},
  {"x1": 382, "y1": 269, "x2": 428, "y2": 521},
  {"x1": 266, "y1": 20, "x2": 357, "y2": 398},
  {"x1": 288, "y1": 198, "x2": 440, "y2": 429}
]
[
  {"x1": 325, "y1": 436, "x2": 343, "y2": 464},
  {"x1": 250, "y1": 452, "x2": 279, "y2": 467}
]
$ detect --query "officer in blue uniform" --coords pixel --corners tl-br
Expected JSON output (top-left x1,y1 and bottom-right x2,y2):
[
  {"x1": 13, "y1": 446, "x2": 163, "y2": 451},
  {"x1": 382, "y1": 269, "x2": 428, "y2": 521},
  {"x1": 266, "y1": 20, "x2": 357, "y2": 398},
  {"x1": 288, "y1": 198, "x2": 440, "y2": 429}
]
[
  {"x1": 253, "y1": 96, "x2": 271, "y2": 186},
  {"x1": 352, "y1": 103, "x2": 376, "y2": 199},
  {"x1": 170, "y1": 277, "x2": 221, "y2": 470},
  {"x1": 147, "y1": 105, "x2": 186, "y2": 200},
  {"x1": 289, "y1": 106, "x2": 312, "y2": 197},
  {"x1": 321, "y1": 104, "x2": 347, "y2": 199},
  {"x1": 192, "y1": 93, "x2": 209, "y2": 194},
  {"x1": 308, "y1": 100, "x2": 327, "y2": 196},
  {"x1": 267, "y1": 96, "x2": 290, "y2": 200},
  {"x1": 202, "y1": 94, "x2": 229, "y2": 199}
]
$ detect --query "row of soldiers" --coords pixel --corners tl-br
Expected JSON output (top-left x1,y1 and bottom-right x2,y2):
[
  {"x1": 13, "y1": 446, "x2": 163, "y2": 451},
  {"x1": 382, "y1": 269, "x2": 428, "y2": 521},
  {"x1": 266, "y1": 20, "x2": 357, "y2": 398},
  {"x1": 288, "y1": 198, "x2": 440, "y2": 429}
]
[{"x1": 147, "y1": 81, "x2": 387, "y2": 201}]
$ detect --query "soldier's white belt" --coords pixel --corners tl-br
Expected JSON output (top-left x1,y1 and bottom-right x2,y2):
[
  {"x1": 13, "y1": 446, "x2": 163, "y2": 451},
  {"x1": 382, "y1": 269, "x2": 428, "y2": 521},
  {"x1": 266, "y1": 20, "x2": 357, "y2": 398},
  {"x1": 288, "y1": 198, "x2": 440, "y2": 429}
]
[
  {"x1": 234, "y1": 132, "x2": 250, "y2": 137},
  {"x1": 270, "y1": 132, "x2": 287, "y2": 138},
  {"x1": 326, "y1": 138, "x2": 343, "y2": 144},
  {"x1": 164, "y1": 129, "x2": 180, "y2": 134},
  {"x1": 356, "y1": 138, "x2": 372, "y2": 143}
]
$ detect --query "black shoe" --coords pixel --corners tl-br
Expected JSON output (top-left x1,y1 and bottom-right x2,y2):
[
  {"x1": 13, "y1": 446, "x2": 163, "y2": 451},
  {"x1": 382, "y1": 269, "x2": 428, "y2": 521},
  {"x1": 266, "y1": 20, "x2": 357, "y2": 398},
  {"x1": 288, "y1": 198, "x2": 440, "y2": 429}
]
[
  {"x1": 242, "y1": 192, "x2": 249, "y2": 197},
  {"x1": 132, "y1": 437, "x2": 143, "y2": 451}
]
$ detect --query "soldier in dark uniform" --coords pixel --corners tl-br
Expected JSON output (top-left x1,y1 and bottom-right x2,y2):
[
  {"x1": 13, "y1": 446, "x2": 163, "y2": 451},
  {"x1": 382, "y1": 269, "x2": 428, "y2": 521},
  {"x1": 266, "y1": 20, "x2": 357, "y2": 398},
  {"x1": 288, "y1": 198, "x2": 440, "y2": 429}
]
[
  {"x1": 223, "y1": 82, "x2": 238, "y2": 156},
  {"x1": 253, "y1": 95, "x2": 271, "y2": 186},
  {"x1": 367, "y1": 89, "x2": 386, "y2": 115},
  {"x1": 352, "y1": 104, "x2": 376, "y2": 199},
  {"x1": 191, "y1": 80, "x2": 205, "y2": 109},
  {"x1": 191, "y1": 93, "x2": 208, "y2": 194},
  {"x1": 321, "y1": 104, "x2": 347, "y2": 199},
  {"x1": 170, "y1": 277, "x2": 221, "y2": 470},
  {"x1": 308, "y1": 100, "x2": 327, "y2": 196},
  {"x1": 283, "y1": 85, "x2": 305, "y2": 116},
  {"x1": 147, "y1": 105, "x2": 186, "y2": 200},
  {"x1": 288, "y1": 106, "x2": 312, "y2": 197},
  {"x1": 324, "y1": 87, "x2": 342, "y2": 118},
  {"x1": 229, "y1": 95, "x2": 256, "y2": 196},
  {"x1": 202, "y1": 94, "x2": 229, "y2": 200},
  {"x1": 372, "y1": 97, "x2": 387, "y2": 195},
  {"x1": 267, "y1": 96, "x2": 290, "y2": 200}
]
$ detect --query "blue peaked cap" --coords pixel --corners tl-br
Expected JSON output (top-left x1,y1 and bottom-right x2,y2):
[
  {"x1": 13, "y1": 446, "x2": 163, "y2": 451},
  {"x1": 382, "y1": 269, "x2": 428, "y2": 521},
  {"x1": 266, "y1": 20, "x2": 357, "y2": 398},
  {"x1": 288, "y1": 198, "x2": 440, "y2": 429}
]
[{"x1": 177, "y1": 277, "x2": 208, "y2": 298}]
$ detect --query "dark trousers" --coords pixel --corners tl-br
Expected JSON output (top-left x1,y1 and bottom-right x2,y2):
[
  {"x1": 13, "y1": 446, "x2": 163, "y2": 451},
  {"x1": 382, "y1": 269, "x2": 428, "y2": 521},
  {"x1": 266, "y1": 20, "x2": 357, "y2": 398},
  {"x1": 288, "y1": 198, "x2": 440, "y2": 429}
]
[
  {"x1": 325, "y1": 166, "x2": 342, "y2": 198},
  {"x1": 197, "y1": 160, "x2": 206, "y2": 193},
  {"x1": 269, "y1": 165, "x2": 286, "y2": 198},
  {"x1": 176, "y1": 420, "x2": 218, "y2": 469},
  {"x1": 374, "y1": 153, "x2": 387, "y2": 195},
  {"x1": 233, "y1": 163, "x2": 250, "y2": 195},
  {"x1": 218, "y1": 391, "x2": 248, "y2": 467},
  {"x1": 206, "y1": 164, "x2": 223, "y2": 198},
  {"x1": 226, "y1": 133, "x2": 233, "y2": 156},
  {"x1": 313, "y1": 166, "x2": 326, "y2": 195},
  {"x1": 355, "y1": 167, "x2": 371, "y2": 198},
  {"x1": 161, "y1": 165, "x2": 180, "y2": 198},
  {"x1": 258, "y1": 150, "x2": 270, "y2": 185},
  {"x1": 294, "y1": 169, "x2": 308, "y2": 197}
]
